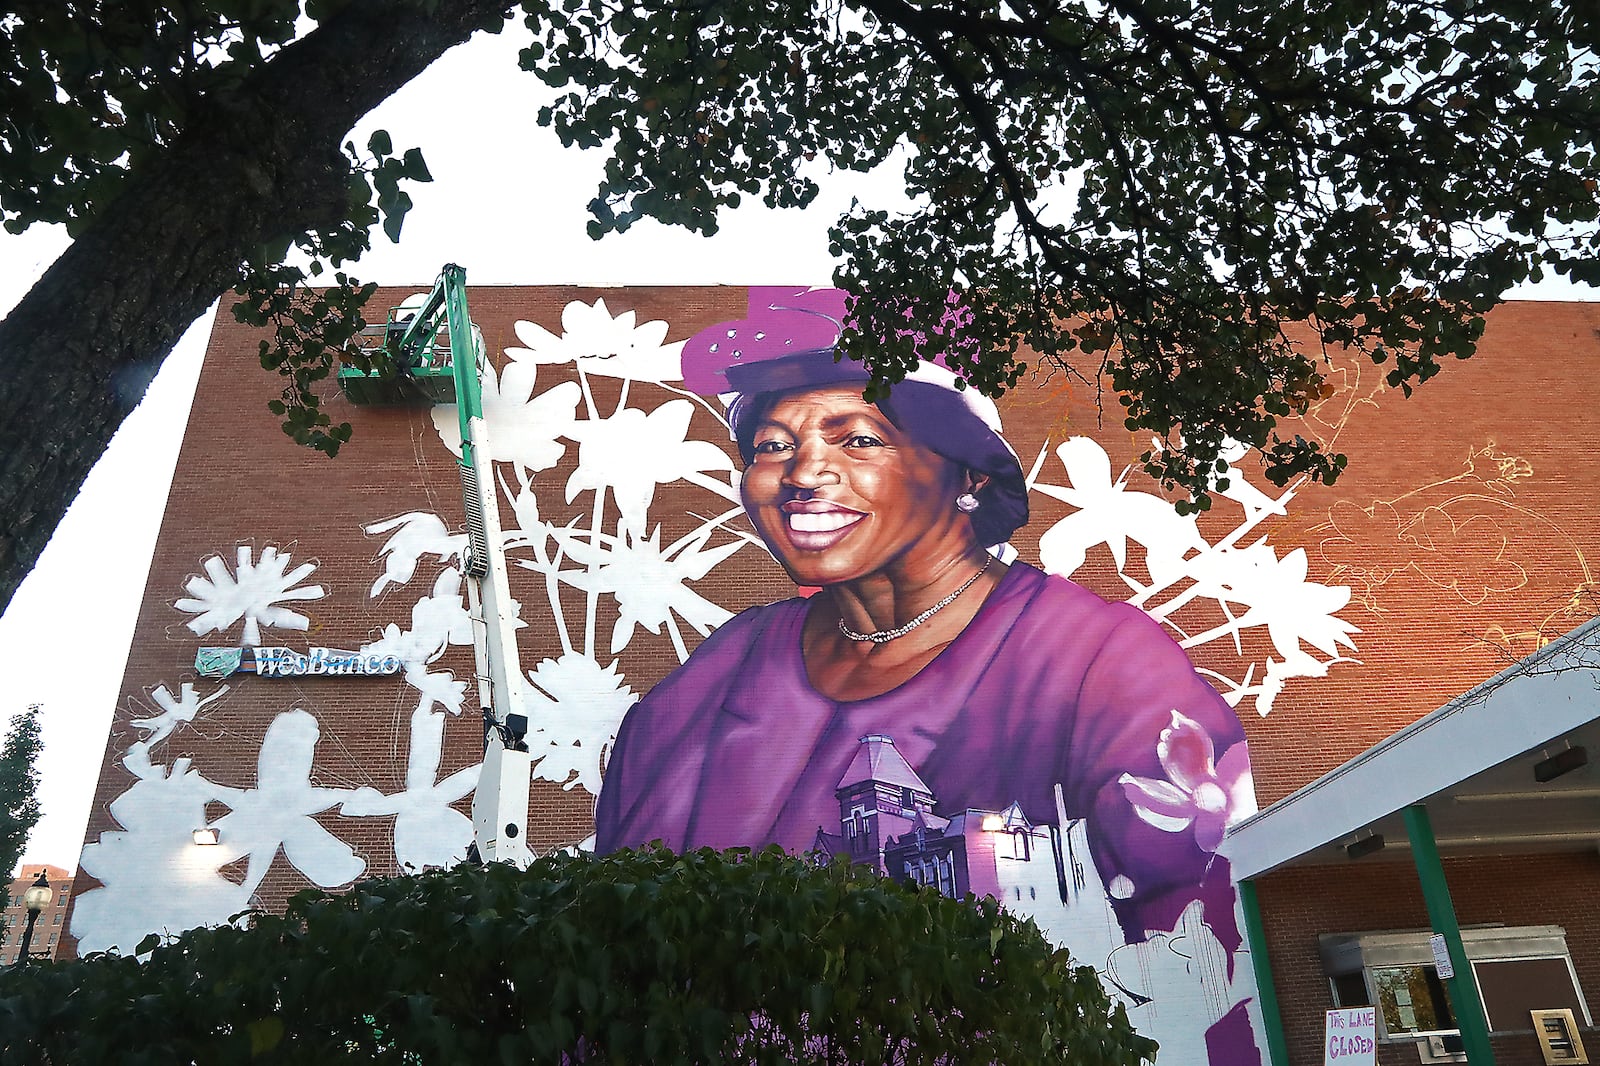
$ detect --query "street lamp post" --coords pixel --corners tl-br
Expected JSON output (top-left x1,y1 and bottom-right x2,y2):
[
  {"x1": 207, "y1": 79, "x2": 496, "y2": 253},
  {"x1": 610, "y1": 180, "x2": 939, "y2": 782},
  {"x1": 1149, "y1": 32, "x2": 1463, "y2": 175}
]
[{"x1": 13, "y1": 870, "x2": 52, "y2": 966}]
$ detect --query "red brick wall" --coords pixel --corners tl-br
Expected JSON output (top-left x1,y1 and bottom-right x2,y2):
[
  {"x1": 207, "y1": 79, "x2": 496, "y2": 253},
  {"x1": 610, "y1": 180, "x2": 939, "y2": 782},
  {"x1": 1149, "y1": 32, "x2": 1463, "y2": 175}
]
[
  {"x1": 62, "y1": 289, "x2": 1600, "y2": 964},
  {"x1": 3, "y1": 864, "x2": 72, "y2": 964},
  {"x1": 1240, "y1": 302, "x2": 1600, "y2": 805},
  {"x1": 1256, "y1": 852, "x2": 1600, "y2": 1066},
  {"x1": 65, "y1": 286, "x2": 764, "y2": 956}
]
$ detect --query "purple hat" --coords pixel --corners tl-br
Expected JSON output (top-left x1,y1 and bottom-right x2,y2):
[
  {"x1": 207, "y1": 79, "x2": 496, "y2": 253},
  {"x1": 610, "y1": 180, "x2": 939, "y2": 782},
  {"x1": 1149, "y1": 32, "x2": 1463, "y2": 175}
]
[{"x1": 682, "y1": 288, "x2": 1029, "y2": 547}]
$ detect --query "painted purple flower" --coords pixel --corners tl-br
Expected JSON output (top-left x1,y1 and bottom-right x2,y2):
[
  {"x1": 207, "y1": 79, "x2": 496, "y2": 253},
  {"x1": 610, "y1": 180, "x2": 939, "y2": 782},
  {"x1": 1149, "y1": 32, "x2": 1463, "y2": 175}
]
[{"x1": 1118, "y1": 711, "x2": 1256, "y2": 852}]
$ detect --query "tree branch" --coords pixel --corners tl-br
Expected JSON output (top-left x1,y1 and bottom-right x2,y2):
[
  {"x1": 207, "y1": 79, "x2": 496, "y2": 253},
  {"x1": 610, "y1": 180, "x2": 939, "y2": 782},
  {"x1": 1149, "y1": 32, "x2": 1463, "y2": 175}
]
[{"x1": 0, "y1": 0, "x2": 515, "y2": 614}]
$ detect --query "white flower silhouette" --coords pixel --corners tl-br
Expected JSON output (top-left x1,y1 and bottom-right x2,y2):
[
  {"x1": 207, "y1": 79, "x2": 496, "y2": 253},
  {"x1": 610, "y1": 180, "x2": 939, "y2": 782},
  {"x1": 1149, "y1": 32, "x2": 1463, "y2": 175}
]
[
  {"x1": 71, "y1": 744, "x2": 249, "y2": 954},
  {"x1": 431, "y1": 355, "x2": 582, "y2": 472},
  {"x1": 174, "y1": 546, "x2": 325, "y2": 646},
  {"x1": 557, "y1": 523, "x2": 743, "y2": 660},
  {"x1": 522, "y1": 652, "x2": 638, "y2": 795},
  {"x1": 1204, "y1": 438, "x2": 1292, "y2": 522},
  {"x1": 1254, "y1": 651, "x2": 1360, "y2": 718},
  {"x1": 500, "y1": 470, "x2": 561, "y2": 563},
  {"x1": 365, "y1": 512, "x2": 467, "y2": 598},
  {"x1": 361, "y1": 568, "x2": 480, "y2": 666},
  {"x1": 508, "y1": 299, "x2": 685, "y2": 383},
  {"x1": 1180, "y1": 545, "x2": 1360, "y2": 662},
  {"x1": 403, "y1": 663, "x2": 469, "y2": 716},
  {"x1": 563, "y1": 399, "x2": 735, "y2": 535},
  {"x1": 1033, "y1": 438, "x2": 1205, "y2": 589},
  {"x1": 213, "y1": 709, "x2": 365, "y2": 898},
  {"x1": 340, "y1": 701, "x2": 479, "y2": 872},
  {"x1": 1024, "y1": 434, "x2": 1359, "y2": 715},
  {"x1": 130, "y1": 682, "x2": 230, "y2": 748}
]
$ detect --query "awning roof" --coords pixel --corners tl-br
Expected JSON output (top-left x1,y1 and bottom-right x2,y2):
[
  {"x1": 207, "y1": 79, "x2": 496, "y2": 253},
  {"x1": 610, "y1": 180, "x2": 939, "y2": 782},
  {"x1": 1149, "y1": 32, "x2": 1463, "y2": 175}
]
[{"x1": 1220, "y1": 616, "x2": 1600, "y2": 880}]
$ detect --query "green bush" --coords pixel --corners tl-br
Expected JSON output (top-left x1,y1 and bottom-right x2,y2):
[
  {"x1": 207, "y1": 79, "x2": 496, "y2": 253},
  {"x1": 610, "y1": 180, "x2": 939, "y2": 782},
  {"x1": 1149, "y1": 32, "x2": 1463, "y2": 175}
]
[{"x1": 0, "y1": 847, "x2": 1155, "y2": 1065}]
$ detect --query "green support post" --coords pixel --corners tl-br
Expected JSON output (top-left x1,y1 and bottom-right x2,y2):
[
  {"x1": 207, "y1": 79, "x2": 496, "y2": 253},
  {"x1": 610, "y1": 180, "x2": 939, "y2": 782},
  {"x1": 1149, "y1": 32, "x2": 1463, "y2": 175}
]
[
  {"x1": 1402, "y1": 804, "x2": 1496, "y2": 1065},
  {"x1": 1239, "y1": 879, "x2": 1290, "y2": 1066}
]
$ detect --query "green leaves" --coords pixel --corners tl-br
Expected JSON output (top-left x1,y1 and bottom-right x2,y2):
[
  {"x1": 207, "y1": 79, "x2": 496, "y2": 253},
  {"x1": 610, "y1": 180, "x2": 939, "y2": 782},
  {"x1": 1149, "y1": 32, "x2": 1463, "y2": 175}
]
[
  {"x1": 0, "y1": 1, "x2": 301, "y2": 233},
  {"x1": 232, "y1": 257, "x2": 375, "y2": 458},
  {"x1": 0, "y1": 849, "x2": 1154, "y2": 1065},
  {"x1": 12, "y1": 0, "x2": 1597, "y2": 508},
  {"x1": 0, "y1": 704, "x2": 43, "y2": 909},
  {"x1": 360, "y1": 132, "x2": 434, "y2": 245},
  {"x1": 524, "y1": 0, "x2": 1600, "y2": 508},
  {"x1": 228, "y1": 126, "x2": 435, "y2": 457}
]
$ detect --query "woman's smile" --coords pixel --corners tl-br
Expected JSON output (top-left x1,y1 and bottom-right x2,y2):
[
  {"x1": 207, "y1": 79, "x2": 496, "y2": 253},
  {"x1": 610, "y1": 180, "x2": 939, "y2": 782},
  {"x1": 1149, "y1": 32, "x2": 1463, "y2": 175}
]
[{"x1": 780, "y1": 498, "x2": 868, "y2": 550}]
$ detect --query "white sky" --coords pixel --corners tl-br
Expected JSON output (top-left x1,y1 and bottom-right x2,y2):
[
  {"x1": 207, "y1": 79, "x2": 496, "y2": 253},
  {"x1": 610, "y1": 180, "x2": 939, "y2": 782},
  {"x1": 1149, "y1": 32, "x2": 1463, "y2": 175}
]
[{"x1": 1, "y1": 23, "x2": 1594, "y2": 871}]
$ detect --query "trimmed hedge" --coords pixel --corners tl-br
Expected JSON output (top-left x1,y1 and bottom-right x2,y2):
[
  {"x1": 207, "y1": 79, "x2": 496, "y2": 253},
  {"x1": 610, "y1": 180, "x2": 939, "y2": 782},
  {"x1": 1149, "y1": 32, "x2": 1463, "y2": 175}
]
[{"x1": 0, "y1": 847, "x2": 1155, "y2": 1064}]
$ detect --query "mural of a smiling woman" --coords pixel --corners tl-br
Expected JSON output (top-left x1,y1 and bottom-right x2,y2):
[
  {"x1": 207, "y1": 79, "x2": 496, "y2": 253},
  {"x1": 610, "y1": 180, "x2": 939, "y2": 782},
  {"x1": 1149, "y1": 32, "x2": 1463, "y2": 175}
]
[{"x1": 595, "y1": 288, "x2": 1260, "y2": 1060}]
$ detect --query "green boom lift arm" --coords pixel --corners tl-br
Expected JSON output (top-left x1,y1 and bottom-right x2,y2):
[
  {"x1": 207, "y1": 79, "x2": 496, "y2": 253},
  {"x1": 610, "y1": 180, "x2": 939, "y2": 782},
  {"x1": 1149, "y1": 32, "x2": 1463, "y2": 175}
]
[{"x1": 354, "y1": 264, "x2": 537, "y2": 868}]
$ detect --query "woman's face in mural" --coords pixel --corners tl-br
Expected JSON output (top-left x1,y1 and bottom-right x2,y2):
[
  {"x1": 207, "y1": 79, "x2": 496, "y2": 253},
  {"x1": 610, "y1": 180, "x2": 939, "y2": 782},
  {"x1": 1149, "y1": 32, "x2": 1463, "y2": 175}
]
[{"x1": 740, "y1": 386, "x2": 971, "y2": 587}]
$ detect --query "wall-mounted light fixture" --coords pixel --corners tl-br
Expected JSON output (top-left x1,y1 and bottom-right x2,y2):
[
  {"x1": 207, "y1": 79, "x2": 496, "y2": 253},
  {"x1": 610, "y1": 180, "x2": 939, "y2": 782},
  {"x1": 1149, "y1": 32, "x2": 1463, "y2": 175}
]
[
  {"x1": 192, "y1": 827, "x2": 221, "y2": 846},
  {"x1": 1534, "y1": 745, "x2": 1588, "y2": 783},
  {"x1": 1346, "y1": 832, "x2": 1385, "y2": 860}
]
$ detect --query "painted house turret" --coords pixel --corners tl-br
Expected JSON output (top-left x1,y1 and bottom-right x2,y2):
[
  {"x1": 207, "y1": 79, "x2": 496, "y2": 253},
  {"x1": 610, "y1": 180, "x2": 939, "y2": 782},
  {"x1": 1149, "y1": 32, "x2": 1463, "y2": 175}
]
[{"x1": 830, "y1": 734, "x2": 936, "y2": 865}]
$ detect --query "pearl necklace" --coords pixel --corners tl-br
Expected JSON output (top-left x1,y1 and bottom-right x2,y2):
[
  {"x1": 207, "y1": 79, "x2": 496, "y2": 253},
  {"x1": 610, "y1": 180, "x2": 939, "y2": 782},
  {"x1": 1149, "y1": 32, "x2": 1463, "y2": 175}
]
[{"x1": 837, "y1": 556, "x2": 993, "y2": 645}]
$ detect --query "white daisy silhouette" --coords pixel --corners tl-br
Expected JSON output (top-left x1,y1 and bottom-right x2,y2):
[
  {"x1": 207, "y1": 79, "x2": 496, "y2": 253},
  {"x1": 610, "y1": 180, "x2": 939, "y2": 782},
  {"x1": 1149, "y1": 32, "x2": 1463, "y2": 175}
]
[
  {"x1": 364, "y1": 511, "x2": 467, "y2": 598},
  {"x1": 431, "y1": 354, "x2": 581, "y2": 472},
  {"x1": 521, "y1": 652, "x2": 638, "y2": 795},
  {"x1": 557, "y1": 523, "x2": 743, "y2": 660},
  {"x1": 174, "y1": 546, "x2": 325, "y2": 646}
]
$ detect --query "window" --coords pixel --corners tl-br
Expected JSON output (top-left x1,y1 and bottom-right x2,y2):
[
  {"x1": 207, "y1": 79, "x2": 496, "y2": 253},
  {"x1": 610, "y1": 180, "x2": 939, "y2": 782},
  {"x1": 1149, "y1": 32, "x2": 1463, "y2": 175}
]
[
  {"x1": 1372, "y1": 965, "x2": 1455, "y2": 1036},
  {"x1": 847, "y1": 807, "x2": 866, "y2": 849},
  {"x1": 1330, "y1": 971, "x2": 1373, "y2": 1009},
  {"x1": 1322, "y1": 925, "x2": 1590, "y2": 1039}
]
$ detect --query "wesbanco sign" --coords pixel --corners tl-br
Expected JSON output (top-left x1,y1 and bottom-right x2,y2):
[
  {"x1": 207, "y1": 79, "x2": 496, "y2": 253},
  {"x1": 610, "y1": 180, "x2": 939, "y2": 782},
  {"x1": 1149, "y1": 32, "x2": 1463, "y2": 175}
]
[{"x1": 195, "y1": 646, "x2": 405, "y2": 679}]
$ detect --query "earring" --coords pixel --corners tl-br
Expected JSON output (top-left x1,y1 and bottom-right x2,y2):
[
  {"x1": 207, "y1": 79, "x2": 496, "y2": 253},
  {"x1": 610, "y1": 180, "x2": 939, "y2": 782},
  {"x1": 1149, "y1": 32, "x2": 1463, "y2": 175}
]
[{"x1": 955, "y1": 492, "x2": 981, "y2": 513}]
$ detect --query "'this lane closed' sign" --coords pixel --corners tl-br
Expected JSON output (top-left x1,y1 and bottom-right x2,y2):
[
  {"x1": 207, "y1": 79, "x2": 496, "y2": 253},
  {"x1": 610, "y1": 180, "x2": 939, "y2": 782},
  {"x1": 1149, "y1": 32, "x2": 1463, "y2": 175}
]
[{"x1": 1325, "y1": 1007, "x2": 1376, "y2": 1066}]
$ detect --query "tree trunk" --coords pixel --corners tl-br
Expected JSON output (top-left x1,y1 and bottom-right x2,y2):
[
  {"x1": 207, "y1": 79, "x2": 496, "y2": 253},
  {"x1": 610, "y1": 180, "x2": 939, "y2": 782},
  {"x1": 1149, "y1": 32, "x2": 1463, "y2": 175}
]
[{"x1": 0, "y1": 0, "x2": 515, "y2": 614}]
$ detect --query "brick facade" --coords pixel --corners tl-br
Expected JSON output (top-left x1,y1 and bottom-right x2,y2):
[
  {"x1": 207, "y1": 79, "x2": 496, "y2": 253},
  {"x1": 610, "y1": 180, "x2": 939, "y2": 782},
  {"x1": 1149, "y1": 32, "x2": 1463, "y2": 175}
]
[
  {"x1": 61, "y1": 287, "x2": 1600, "y2": 1063},
  {"x1": 3, "y1": 863, "x2": 72, "y2": 964},
  {"x1": 1257, "y1": 853, "x2": 1600, "y2": 1065}
]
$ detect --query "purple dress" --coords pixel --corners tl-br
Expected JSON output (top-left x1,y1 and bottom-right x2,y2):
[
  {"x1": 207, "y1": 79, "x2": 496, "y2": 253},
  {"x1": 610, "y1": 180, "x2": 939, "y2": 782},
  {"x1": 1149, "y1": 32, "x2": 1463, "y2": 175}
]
[{"x1": 596, "y1": 561, "x2": 1248, "y2": 951}]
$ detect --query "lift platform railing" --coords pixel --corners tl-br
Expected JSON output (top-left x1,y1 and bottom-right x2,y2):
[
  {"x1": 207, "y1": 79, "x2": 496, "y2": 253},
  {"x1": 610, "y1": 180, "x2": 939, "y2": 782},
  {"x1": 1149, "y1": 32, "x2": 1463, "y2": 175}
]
[{"x1": 337, "y1": 283, "x2": 466, "y2": 405}]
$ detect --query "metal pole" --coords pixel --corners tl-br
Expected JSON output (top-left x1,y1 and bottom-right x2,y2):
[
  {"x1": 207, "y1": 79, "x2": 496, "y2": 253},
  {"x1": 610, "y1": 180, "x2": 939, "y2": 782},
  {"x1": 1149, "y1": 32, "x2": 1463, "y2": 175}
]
[
  {"x1": 13, "y1": 908, "x2": 39, "y2": 966},
  {"x1": 1402, "y1": 804, "x2": 1496, "y2": 1065},
  {"x1": 1239, "y1": 878, "x2": 1291, "y2": 1066}
]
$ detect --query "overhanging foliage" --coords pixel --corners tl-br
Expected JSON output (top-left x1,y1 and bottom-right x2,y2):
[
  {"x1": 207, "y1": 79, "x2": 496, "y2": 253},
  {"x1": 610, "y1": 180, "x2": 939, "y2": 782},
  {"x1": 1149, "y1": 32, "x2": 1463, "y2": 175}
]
[
  {"x1": 0, "y1": 848, "x2": 1153, "y2": 1065},
  {"x1": 528, "y1": 0, "x2": 1600, "y2": 508},
  {"x1": 2, "y1": 1, "x2": 1597, "y2": 616}
]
